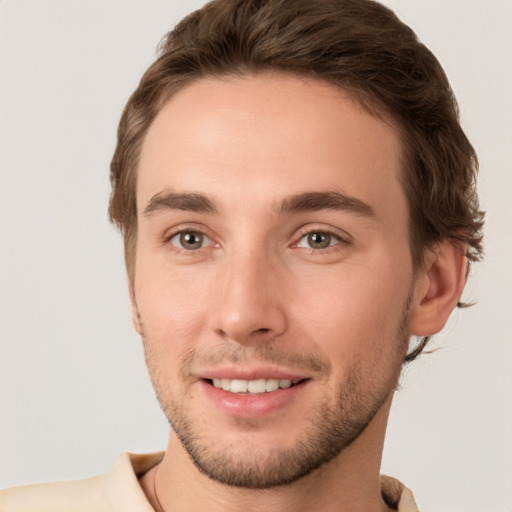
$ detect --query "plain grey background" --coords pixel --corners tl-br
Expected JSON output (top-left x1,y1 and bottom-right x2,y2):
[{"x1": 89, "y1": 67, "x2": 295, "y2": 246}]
[{"x1": 1, "y1": 1, "x2": 511, "y2": 510}]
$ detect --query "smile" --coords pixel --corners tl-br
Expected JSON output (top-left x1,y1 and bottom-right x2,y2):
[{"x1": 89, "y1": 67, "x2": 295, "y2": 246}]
[{"x1": 209, "y1": 378, "x2": 302, "y2": 394}]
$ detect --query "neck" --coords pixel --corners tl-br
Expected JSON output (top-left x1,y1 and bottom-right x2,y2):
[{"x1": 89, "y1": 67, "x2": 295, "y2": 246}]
[{"x1": 140, "y1": 396, "x2": 395, "y2": 512}]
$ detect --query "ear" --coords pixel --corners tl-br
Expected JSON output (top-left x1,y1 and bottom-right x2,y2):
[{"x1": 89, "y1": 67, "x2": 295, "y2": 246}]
[
  {"x1": 129, "y1": 283, "x2": 143, "y2": 335},
  {"x1": 409, "y1": 241, "x2": 468, "y2": 336}
]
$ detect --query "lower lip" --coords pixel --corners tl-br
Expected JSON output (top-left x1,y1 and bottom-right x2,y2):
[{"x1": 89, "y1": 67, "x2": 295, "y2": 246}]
[{"x1": 200, "y1": 380, "x2": 308, "y2": 418}]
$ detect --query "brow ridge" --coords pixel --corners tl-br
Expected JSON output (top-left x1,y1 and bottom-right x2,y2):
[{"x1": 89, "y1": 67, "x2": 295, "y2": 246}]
[
  {"x1": 143, "y1": 190, "x2": 374, "y2": 218},
  {"x1": 277, "y1": 191, "x2": 375, "y2": 217},
  {"x1": 144, "y1": 191, "x2": 217, "y2": 216}
]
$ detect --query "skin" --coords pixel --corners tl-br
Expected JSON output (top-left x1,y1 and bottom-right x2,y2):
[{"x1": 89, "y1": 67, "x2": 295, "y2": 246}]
[{"x1": 132, "y1": 73, "x2": 467, "y2": 512}]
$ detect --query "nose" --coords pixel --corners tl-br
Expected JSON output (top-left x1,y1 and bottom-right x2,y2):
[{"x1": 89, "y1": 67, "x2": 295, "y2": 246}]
[{"x1": 211, "y1": 247, "x2": 288, "y2": 344}]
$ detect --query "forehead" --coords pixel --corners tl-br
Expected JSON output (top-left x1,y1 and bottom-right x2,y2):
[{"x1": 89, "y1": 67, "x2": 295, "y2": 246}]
[{"x1": 137, "y1": 73, "x2": 405, "y2": 220}]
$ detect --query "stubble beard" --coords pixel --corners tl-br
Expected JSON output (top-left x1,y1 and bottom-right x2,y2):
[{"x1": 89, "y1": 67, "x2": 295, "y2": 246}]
[{"x1": 141, "y1": 303, "x2": 410, "y2": 490}]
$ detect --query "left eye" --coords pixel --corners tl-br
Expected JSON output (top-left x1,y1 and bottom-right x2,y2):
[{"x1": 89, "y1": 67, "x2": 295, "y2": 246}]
[
  {"x1": 297, "y1": 231, "x2": 340, "y2": 250},
  {"x1": 170, "y1": 231, "x2": 211, "y2": 250}
]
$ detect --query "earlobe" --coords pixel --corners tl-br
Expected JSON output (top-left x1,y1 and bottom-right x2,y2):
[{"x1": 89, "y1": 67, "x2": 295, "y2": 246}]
[
  {"x1": 409, "y1": 241, "x2": 468, "y2": 336},
  {"x1": 129, "y1": 284, "x2": 143, "y2": 335}
]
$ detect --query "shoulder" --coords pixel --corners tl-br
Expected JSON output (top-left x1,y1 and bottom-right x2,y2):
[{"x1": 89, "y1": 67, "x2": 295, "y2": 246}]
[
  {"x1": 0, "y1": 452, "x2": 163, "y2": 512},
  {"x1": 0, "y1": 474, "x2": 111, "y2": 512},
  {"x1": 380, "y1": 475, "x2": 419, "y2": 512}
]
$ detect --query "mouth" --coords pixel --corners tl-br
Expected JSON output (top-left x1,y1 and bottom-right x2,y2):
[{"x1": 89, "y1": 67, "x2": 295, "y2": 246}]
[
  {"x1": 206, "y1": 378, "x2": 306, "y2": 394},
  {"x1": 200, "y1": 373, "x2": 311, "y2": 417}
]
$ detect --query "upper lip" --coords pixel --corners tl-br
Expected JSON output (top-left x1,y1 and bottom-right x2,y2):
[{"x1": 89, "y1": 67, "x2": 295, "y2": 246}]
[{"x1": 196, "y1": 365, "x2": 310, "y2": 382}]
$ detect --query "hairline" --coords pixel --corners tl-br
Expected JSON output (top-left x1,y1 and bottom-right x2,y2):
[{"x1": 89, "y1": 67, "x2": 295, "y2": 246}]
[{"x1": 124, "y1": 69, "x2": 428, "y2": 285}]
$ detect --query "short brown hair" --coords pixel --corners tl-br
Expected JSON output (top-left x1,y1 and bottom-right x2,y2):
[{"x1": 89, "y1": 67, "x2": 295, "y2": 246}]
[{"x1": 109, "y1": 0, "x2": 484, "y2": 360}]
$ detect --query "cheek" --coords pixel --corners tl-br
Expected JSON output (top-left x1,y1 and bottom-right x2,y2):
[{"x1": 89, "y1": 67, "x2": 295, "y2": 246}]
[
  {"x1": 291, "y1": 254, "x2": 412, "y2": 359},
  {"x1": 134, "y1": 258, "x2": 212, "y2": 353}
]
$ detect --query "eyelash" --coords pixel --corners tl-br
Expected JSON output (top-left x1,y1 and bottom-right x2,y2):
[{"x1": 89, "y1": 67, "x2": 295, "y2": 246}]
[
  {"x1": 163, "y1": 226, "x2": 351, "y2": 254},
  {"x1": 163, "y1": 227, "x2": 215, "y2": 252},
  {"x1": 293, "y1": 227, "x2": 351, "y2": 254}
]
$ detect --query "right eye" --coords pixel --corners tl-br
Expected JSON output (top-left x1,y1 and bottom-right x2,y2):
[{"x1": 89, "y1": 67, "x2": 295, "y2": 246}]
[
  {"x1": 296, "y1": 231, "x2": 341, "y2": 250},
  {"x1": 169, "y1": 230, "x2": 211, "y2": 250}
]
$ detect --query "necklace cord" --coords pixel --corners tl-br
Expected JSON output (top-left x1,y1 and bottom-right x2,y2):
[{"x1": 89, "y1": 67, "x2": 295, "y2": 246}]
[{"x1": 153, "y1": 465, "x2": 164, "y2": 512}]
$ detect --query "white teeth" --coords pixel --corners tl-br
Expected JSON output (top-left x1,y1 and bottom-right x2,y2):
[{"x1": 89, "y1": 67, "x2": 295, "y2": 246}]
[
  {"x1": 230, "y1": 379, "x2": 248, "y2": 393},
  {"x1": 211, "y1": 378, "x2": 298, "y2": 394},
  {"x1": 247, "y1": 379, "x2": 266, "y2": 393},
  {"x1": 265, "y1": 379, "x2": 280, "y2": 392}
]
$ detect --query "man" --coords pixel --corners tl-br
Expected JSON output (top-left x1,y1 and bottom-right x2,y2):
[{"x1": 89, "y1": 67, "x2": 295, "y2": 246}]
[{"x1": 0, "y1": 0, "x2": 484, "y2": 510}]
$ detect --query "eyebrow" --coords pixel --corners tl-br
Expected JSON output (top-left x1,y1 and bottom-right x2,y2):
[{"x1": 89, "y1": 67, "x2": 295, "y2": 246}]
[
  {"x1": 277, "y1": 191, "x2": 375, "y2": 217},
  {"x1": 143, "y1": 190, "x2": 375, "y2": 218},
  {"x1": 144, "y1": 191, "x2": 217, "y2": 216}
]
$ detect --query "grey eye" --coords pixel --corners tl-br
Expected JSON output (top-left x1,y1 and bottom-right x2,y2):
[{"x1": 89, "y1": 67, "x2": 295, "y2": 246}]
[
  {"x1": 297, "y1": 232, "x2": 339, "y2": 250},
  {"x1": 170, "y1": 231, "x2": 209, "y2": 250}
]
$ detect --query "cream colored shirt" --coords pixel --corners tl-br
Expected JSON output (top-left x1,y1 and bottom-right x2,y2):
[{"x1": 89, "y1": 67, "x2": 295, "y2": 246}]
[{"x1": 0, "y1": 452, "x2": 419, "y2": 511}]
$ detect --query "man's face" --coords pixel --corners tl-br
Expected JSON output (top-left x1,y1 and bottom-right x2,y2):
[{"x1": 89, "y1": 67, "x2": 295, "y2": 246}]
[{"x1": 133, "y1": 73, "x2": 417, "y2": 488}]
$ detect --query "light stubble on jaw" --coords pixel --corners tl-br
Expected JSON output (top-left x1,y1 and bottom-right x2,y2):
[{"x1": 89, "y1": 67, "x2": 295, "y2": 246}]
[
  {"x1": 162, "y1": 359, "x2": 400, "y2": 489},
  {"x1": 139, "y1": 295, "x2": 411, "y2": 489}
]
